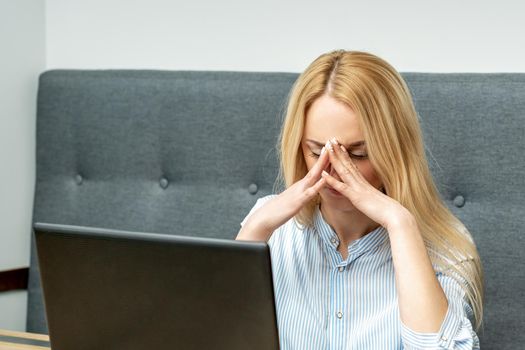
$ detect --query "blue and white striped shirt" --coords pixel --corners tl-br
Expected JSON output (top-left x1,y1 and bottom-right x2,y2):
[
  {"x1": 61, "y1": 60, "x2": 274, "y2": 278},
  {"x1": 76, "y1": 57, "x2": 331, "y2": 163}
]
[{"x1": 240, "y1": 194, "x2": 479, "y2": 349}]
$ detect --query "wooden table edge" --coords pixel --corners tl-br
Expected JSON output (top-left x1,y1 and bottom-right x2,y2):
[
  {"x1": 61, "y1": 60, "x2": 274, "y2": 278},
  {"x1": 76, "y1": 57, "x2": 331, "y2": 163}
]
[
  {"x1": 0, "y1": 340, "x2": 50, "y2": 350},
  {"x1": 0, "y1": 330, "x2": 48, "y2": 342}
]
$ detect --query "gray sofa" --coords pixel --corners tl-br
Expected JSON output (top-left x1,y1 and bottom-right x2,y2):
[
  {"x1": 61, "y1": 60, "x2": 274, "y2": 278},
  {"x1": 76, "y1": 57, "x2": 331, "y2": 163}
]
[{"x1": 25, "y1": 70, "x2": 524, "y2": 348}]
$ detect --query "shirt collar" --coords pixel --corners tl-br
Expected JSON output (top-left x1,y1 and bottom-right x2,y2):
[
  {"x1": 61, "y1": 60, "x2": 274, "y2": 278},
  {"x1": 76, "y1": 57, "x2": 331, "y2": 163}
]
[{"x1": 313, "y1": 204, "x2": 389, "y2": 260}]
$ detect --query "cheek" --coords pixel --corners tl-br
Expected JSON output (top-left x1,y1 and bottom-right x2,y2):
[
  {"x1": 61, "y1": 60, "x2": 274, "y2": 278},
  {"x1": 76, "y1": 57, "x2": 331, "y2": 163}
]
[
  {"x1": 357, "y1": 162, "x2": 381, "y2": 185},
  {"x1": 304, "y1": 156, "x2": 316, "y2": 171},
  {"x1": 301, "y1": 148, "x2": 316, "y2": 171}
]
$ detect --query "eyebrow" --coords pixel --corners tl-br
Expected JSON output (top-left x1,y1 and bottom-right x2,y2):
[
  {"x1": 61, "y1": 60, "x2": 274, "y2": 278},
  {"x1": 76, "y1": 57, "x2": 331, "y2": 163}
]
[{"x1": 305, "y1": 139, "x2": 366, "y2": 149}]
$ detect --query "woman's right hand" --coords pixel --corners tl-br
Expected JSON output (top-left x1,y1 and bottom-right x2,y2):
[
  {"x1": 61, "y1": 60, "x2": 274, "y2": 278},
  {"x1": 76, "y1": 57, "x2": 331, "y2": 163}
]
[{"x1": 236, "y1": 146, "x2": 330, "y2": 242}]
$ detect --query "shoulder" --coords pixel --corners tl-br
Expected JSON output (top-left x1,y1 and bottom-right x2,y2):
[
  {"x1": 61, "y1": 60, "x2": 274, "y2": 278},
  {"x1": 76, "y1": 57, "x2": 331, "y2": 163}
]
[
  {"x1": 239, "y1": 194, "x2": 307, "y2": 245},
  {"x1": 427, "y1": 222, "x2": 477, "y2": 274},
  {"x1": 251, "y1": 194, "x2": 278, "y2": 209},
  {"x1": 239, "y1": 194, "x2": 278, "y2": 227}
]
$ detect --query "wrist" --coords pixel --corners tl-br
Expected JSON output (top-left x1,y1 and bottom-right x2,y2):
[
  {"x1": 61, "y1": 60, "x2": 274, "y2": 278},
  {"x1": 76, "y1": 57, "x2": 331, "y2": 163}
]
[
  {"x1": 384, "y1": 206, "x2": 416, "y2": 232},
  {"x1": 238, "y1": 215, "x2": 273, "y2": 242}
]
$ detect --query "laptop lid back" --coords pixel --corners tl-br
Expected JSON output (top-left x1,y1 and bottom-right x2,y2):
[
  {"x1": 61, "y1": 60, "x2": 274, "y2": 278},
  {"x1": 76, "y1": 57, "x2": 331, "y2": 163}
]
[{"x1": 34, "y1": 222, "x2": 279, "y2": 350}]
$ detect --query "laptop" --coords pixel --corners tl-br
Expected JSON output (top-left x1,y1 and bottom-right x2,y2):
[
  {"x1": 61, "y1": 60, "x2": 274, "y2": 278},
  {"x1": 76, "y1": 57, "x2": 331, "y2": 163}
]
[{"x1": 33, "y1": 222, "x2": 280, "y2": 350}]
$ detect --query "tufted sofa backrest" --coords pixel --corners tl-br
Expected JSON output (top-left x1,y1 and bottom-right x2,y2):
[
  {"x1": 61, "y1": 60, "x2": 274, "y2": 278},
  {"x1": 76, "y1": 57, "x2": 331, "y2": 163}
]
[{"x1": 28, "y1": 70, "x2": 525, "y2": 348}]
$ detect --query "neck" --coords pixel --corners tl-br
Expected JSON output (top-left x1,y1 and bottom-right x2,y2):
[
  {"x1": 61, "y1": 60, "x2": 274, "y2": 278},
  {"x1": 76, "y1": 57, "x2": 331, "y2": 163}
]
[{"x1": 319, "y1": 202, "x2": 380, "y2": 248}]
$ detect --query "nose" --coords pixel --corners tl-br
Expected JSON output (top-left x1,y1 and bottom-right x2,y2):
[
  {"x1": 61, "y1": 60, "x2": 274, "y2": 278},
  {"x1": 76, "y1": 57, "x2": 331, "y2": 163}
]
[{"x1": 328, "y1": 164, "x2": 342, "y2": 182}]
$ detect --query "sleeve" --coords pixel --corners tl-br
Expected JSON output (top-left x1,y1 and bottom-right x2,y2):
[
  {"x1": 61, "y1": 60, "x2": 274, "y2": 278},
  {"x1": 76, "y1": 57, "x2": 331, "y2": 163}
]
[
  {"x1": 239, "y1": 194, "x2": 278, "y2": 227},
  {"x1": 400, "y1": 270, "x2": 480, "y2": 350}
]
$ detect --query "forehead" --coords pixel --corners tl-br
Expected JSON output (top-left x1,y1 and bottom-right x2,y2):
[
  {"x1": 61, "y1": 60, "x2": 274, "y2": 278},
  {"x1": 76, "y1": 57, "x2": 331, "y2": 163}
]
[{"x1": 303, "y1": 94, "x2": 364, "y2": 145}]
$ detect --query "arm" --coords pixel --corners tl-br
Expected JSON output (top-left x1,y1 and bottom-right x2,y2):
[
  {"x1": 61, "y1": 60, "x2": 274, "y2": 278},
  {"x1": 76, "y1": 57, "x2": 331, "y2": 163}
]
[
  {"x1": 236, "y1": 196, "x2": 276, "y2": 242},
  {"x1": 388, "y1": 213, "x2": 449, "y2": 332},
  {"x1": 388, "y1": 213, "x2": 479, "y2": 349},
  {"x1": 319, "y1": 138, "x2": 479, "y2": 348},
  {"x1": 236, "y1": 145, "x2": 330, "y2": 242}
]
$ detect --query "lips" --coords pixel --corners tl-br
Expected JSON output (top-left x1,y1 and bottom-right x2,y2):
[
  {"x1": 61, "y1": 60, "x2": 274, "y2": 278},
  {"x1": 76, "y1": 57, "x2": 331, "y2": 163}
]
[{"x1": 327, "y1": 187, "x2": 342, "y2": 196}]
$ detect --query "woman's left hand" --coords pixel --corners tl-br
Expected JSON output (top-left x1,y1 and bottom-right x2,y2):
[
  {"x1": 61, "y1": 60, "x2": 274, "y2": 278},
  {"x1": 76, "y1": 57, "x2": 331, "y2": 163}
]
[{"x1": 321, "y1": 137, "x2": 411, "y2": 230}]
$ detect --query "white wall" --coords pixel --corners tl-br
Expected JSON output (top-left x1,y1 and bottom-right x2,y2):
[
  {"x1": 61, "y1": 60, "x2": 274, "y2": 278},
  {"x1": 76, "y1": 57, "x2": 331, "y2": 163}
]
[
  {"x1": 1, "y1": 0, "x2": 525, "y2": 333},
  {"x1": 0, "y1": 0, "x2": 45, "y2": 332},
  {"x1": 46, "y1": 0, "x2": 525, "y2": 72}
]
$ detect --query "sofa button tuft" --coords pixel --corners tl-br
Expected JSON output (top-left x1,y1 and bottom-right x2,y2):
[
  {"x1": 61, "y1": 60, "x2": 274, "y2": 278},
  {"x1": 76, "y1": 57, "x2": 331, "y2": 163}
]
[
  {"x1": 75, "y1": 174, "x2": 83, "y2": 185},
  {"x1": 248, "y1": 183, "x2": 258, "y2": 195},
  {"x1": 453, "y1": 195, "x2": 465, "y2": 207},
  {"x1": 160, "y1": 177, "x2": 169, "y2": 189}
]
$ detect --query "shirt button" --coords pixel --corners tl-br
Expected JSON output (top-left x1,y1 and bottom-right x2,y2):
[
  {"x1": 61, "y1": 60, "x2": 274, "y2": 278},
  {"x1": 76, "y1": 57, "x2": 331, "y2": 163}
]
[
  {"x1": 336, "y1": 311, "x2": 343, "y2": 319},
  {"x1": 338, "y1": 266, "x2": 345, "y2": 272},
  {"x1": 331, "y1": 237, "x2": 337, "y2": 244},
  {"x1": 441, "y1": 335, "x2": 448, "y2": 341}
]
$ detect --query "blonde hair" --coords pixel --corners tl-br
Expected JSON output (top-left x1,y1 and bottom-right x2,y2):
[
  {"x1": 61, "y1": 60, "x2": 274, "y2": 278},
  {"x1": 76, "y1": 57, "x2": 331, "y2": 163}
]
[{"x1": 275, "y1": 49, "x2": 484, "y2": 331}]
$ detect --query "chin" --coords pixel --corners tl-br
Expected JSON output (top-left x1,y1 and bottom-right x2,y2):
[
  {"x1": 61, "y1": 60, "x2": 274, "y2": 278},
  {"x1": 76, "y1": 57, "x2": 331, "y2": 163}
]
[{"x1": 319, "y1": 190, "x2": 356, "y2": 211}]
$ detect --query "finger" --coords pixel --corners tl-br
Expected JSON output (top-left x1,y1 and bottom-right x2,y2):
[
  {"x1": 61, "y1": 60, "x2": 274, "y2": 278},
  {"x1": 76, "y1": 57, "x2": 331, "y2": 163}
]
[
  {"x1": 329, "y1": 138, "x2": 355, "y2": 168},
  {"x1": 336, "y1": 142, "x2": 360, "y2": 172},
  {"x1": 304, "y1": 176, "x2": 327, "y2": 199},
  {"x1": 321, "y1": 170, "x2": 350, "y2": 195},
  {"x1": 330, "y1": 141, "x2": 382, "y2": 198},
  {"x1": 335, "y1": 142, "x2": 369, "y2": 184},
  {"x1": 305, "y1": 145, "x2": 330, "y2": 183},
  {"x1": 314, "y1": 146, "x2": 330, "y2": 172},
  {"x1": 326, "y1": 138, "x2": 358, "y2": 182}
]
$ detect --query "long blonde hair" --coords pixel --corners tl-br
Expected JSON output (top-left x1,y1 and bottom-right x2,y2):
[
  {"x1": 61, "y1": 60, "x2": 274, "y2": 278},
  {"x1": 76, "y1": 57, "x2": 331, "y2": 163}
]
[{"x1": 275, "y1": 49, "x2": 484, "y2": 330}]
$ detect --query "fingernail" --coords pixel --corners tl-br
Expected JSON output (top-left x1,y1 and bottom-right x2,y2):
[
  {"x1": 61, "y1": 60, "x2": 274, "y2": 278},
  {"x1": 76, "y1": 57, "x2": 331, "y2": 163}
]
[
  {"x1": 325, "y1": 140, "x2": 333, "y2": 152},
  {"x1": 320, "y1": 146, "x2": 325, "y2": 155},
  {"x1": 330, "y1": 137, "x2": 339, "y2": 145},
  {"x1": 339, "y1": 145, "x2": 346, "y2": 153},
  {"x1": 322, "y1": 170, "x2": 329, "y2": 176}
]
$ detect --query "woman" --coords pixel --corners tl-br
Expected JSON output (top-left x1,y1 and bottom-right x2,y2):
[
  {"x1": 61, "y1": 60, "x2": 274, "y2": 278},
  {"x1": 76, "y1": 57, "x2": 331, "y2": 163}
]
[{"x1": 236, "y1": 50, "x2": 483, "y2": 349}]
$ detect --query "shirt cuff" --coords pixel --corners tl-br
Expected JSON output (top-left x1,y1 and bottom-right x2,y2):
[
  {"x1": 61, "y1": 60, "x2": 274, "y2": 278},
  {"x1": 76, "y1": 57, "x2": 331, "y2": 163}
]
[{"x1": 400, "y1": 304, "x2": 462, "y2": 349}]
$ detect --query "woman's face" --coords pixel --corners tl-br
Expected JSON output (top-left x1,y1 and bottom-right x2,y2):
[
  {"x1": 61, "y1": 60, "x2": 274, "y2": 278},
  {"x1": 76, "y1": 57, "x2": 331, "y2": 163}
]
[{"x1": 301, "y1": 94, "x2": 383, "y2": 211}]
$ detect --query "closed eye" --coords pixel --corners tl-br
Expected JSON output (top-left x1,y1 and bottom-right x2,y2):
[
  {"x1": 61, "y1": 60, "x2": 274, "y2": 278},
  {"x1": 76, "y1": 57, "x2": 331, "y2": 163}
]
[
  {"x1": 350, "y1": 153, "x2": 368, "y2": 159},
  {"x1": 309, "y1": 152, "x2": 367, "y2": 159}
]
